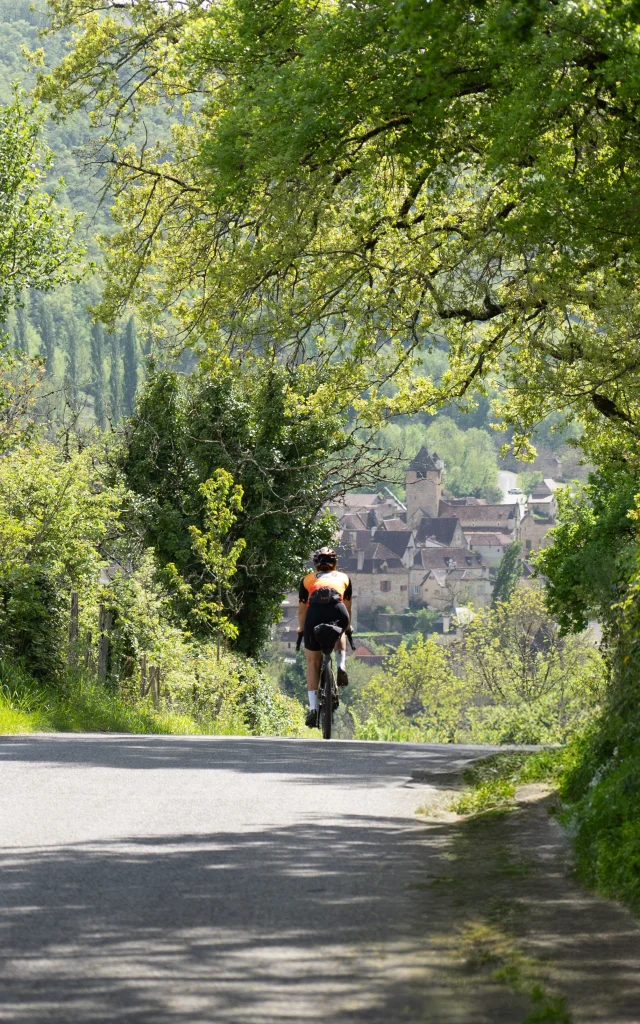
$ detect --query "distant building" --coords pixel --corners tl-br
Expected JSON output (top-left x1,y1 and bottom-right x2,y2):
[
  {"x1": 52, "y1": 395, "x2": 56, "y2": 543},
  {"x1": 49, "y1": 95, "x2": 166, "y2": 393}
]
[
  {"x1": 465, "y1": 532, "x2": 514, "y2": 566},
  {"x1": 439, "y1": 500, "x2": 522, "y2": 538},
  {"x1": 410, "y1": 547, "x2": 491, "y2": 609},
  {"x1": 406, "y1": 447, "x2": 444, "y2": 526}
]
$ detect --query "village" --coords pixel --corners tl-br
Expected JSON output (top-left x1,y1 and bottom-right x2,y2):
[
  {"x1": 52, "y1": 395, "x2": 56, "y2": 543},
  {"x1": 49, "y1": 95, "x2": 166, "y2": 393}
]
[{"x1": 276, "y1": 447, "x2": 560, "y2": 664}]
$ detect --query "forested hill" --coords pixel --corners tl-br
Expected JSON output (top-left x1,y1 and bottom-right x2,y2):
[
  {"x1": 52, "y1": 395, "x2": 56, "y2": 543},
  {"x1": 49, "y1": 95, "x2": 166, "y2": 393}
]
[{"x1": 0, "y1": 0, "x2": 156, "y2": 428}]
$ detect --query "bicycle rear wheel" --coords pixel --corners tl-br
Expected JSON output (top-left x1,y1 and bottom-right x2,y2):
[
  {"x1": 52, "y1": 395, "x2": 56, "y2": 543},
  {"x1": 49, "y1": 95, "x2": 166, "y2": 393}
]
[{"x1": 320, "y1": 663, "x2": 333, "y2": 740}]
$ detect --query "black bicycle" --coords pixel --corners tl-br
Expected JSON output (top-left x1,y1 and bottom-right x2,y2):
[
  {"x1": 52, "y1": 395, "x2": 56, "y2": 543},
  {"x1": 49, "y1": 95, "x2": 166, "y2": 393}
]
[{"x1": 297, "y1": 624, "x2": 355, "y2": 740}]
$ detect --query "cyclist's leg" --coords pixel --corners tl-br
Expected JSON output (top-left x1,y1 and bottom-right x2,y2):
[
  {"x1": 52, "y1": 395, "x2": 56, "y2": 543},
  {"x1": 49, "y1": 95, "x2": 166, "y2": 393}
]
[
  {"x1": 303, "y1": 602, "x2": 323, "y2": 726},
  {"x1": 304, "y1": 648, "x2": 322, "y2": 693},
  {"x1": 333, "y1": 601, "x2": 350, "y2": 686}
]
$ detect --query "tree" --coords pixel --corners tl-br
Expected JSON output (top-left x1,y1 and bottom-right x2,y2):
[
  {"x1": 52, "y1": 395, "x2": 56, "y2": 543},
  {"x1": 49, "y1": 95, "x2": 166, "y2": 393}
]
[
  {"x1": 63, "y1": 313, "x2": 78, "y2": 409},
  {"x1": 37, "y1": 295, "x2": 56, "y2": 376},
  {"x1": 492, "y1": 542, "x2": 523, "y2": 606},
  {"x1": 536, "y1": 468, "x2": 639, "y2": 635},
  {"x1": 90, "y1": 321, "x2": 106, "y2": 428},
  {"x1": 14, "y1": 301, "x2": 28, "y2": 352},
  {"x1": 121, "y1": 360, "x2": 393, "y2": 655},
  {"x1": 121, "y1": 315, "x2": 137, "y2": 414},
  {"x1": 108, "y1": 331, "x2": 121, "y2": 422},
  {"x1": 353, "y1": 636, "x2": 468, "y2": 743},
  {"x1": 0, "y1": 441, "x2": 124, "y2": 680},
  {"x1": 36, "y1": 0, "x2": 640, "y2": 458},
  {"x1": 0, "y1": 91, "x2": 82, "y2": 323},
  {"x1": 458, "y1": 588, "x2": 604, "y2": 742}
]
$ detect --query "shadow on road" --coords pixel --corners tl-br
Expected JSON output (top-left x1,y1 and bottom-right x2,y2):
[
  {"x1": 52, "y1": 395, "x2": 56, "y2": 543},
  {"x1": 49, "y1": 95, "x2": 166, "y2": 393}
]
[
  {"x1": 0, "y1": 734, "x2": 490, "y2": 783},
  {"x1": 1, "y1": 802, "x2": 640, "y2": 1022},
  {"x1": 1, "y1": 737, "x2": 640, "y2": 1023}
]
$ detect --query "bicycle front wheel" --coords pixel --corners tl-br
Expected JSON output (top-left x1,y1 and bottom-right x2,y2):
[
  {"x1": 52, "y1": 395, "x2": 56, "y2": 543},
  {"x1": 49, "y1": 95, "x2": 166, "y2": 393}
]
[{"x1": 320, "y1": 664, "x2": 333, "y2": 740}]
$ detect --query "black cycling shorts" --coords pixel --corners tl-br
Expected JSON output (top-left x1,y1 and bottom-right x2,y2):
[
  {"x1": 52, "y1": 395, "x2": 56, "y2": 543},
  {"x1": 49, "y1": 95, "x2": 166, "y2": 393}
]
[{"x1": 303, "y1": 591, "x2": 350, "y2": 652}]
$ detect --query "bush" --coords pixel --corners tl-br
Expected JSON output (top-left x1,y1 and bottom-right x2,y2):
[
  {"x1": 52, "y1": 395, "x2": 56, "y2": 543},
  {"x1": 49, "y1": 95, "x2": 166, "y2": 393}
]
[{"x1": 350, "y1": 588, "x2": 605, "y2": 746}]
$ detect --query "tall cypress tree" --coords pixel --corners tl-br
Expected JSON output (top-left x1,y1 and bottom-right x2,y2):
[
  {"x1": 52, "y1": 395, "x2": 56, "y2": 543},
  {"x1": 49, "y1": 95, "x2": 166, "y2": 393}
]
[
  {"x1": 14, "y1": 302, "x2": 28, "y2": 352},
  {"x1": 63, "y1": 314, "x2": 79, "y2": 409},
  {"x1": 90, "y1": 322, "x2": 106, "y2": 429},
  {"x1": 37, "y1": 296, "x2": 56, "y2": 376},
  {"x1": 109, "y1": 331, "x2": 122, "y2": 422},
  {"x1": 122, "y1": 315, "x2": 138, "y2": 414}
]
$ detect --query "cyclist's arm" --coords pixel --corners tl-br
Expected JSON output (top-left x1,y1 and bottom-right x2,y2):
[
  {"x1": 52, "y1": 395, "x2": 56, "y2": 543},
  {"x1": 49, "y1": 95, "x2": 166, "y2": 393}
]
[
  {"x1": 343, "y1": 578, "x2": 353, "y2": 629},
  {"x1": 297, "y1": 580, "x2": 309, "y2": 633}
]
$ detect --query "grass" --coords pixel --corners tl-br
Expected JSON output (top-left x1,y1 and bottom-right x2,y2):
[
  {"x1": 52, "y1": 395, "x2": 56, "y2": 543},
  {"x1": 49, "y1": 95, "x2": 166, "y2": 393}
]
[
  {"x1": 0, "y1": 662, "x2": 251, "y2": 736},
  {"x1": 451, "y1": 749, "x2": 567, "y2": 816},
  {"x1": 459, "y1": 922, "x2": 572, "y2": 1023}
]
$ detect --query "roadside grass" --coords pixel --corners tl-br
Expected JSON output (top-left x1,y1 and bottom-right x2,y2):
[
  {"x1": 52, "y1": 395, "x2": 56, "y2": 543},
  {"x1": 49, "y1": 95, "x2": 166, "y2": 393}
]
[
  {"x1": 459, "y1": 922, "x2": 572, "y2": 1023},
  {"x1": 451, "y1": 749, "x2": 567, "y2": 816},
  {"x1": 0, "y1": 661, "x2": 252, "y2": 736}
]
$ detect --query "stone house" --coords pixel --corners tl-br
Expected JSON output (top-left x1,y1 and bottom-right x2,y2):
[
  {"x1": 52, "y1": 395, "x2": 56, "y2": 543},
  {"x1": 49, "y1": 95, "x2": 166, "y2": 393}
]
[
  {"x1": 526, "y1": 479, "x2": 559, "y2": 520},
  {"x1": 414, "y1": 516, "x2": 467, "y2": 549},
  {"x1": 465, "y1": 531, "x2": 514, "y2": 566},
  {"x1": 519, "y1": 510, "x2": 556, "y2": 556},
  {"x1": 409, "y1": 547, "x2": 491, "y2": 609},
  {"x1": 438, "y1": 500, "x2": 522, "y2": 539}
]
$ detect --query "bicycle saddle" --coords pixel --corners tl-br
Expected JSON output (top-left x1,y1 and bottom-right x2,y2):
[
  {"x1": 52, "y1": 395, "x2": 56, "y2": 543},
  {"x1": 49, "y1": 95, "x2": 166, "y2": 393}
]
[{"x1": 313, "y1": 622, "x2": 343, "y2": 652}]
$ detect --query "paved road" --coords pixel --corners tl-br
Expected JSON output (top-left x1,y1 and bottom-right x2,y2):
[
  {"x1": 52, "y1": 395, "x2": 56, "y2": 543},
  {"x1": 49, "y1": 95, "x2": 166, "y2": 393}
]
[
  {"x1": 497, "y1": 470, "x2": 527, "y2": 505},
  {"x1": 0, "y1": 734, "x2": 499, "y2": 1024}
]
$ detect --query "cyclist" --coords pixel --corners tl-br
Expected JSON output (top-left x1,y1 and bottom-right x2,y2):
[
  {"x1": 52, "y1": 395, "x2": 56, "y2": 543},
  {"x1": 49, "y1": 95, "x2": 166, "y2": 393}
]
[{"x1": 298, "y1": 546, "x2": 352, "y2": 729}]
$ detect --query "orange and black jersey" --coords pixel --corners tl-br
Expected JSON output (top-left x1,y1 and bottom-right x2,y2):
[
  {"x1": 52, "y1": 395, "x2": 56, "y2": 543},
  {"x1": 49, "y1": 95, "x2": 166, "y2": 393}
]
[{"x1": 299, "y1": 569, "x2": 352, "y2": 604}]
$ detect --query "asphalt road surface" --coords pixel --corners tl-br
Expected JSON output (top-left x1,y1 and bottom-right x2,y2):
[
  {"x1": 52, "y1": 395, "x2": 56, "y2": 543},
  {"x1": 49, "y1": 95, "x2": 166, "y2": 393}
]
[{"x1": 0, "y1": 734, "x2": 511, "y2": 1024}]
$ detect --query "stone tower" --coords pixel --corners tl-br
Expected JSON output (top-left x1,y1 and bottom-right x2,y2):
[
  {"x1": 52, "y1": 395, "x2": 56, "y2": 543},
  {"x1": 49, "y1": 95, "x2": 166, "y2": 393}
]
[{"x1": 406, "y1": 447, "x2": 444, "y2": 527}]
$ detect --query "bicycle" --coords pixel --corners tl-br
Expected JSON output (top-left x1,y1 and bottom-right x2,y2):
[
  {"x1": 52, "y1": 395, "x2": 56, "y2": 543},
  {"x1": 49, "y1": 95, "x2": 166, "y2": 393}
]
[{"x1": 297, "y1": 624, "x2": 355, "y2": 740}]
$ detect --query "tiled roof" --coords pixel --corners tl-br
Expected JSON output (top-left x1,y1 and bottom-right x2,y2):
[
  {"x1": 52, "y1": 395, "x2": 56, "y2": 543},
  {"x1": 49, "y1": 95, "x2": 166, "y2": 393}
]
[
  {"x1": 439, "y1": 501, "x2": 518, "y2": 526},
  {"x1": 379, "y1": 516, "x2": 407, "y2": 530},
  {"x1": 408, "y1": 446, "x2": 442, "y2": 476},
  {"x1": 415, "y1": 517, "x2": 463, "y2": 546},
  {"x1": 372, "y1": 530, "x2": 414, "y2": 557},
  {"x1": 413, "y1": 547, "x2": 485, "y2": 571},
  {"x1": 441, "y1": 496, "x2": 486, "y2": 506},
  {"x1": 466, "y1": 532, "x2": 513, "y2": 547}
]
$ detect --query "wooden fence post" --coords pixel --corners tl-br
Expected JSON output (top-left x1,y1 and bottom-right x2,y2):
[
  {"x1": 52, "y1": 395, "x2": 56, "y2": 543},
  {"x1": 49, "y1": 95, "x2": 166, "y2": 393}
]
[
  {"x1": 84, "y1": 630, "x2": 93, "y2": 671},
  {"x1": 150, "y1": 665, "x2": 159, "y2": 708},
  {"x1": 139, "y1": 653, "x2": 148, "y2": 696},
  {"x1": 68, "y1": 592, "x2": 79, "y2": 668},
  {"x1": 97, "y1": 605, "x2": 113, "y2": 684}
]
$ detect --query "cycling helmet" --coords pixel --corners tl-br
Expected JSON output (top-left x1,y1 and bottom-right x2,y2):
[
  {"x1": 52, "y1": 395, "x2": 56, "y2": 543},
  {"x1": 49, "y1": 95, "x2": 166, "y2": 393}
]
[{"x1": 312, "y1": 546, "x2": 337, "y2": 568}]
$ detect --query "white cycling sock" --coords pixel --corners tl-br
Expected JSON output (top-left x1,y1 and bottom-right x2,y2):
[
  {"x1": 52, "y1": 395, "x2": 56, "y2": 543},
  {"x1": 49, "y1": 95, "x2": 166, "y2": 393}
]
[
  {"x1": 336, "y1": 649, "x2": 346, "y2": 671},
  {"x1": 308, "y1": 689, "x2": 318, "y2": 710}
]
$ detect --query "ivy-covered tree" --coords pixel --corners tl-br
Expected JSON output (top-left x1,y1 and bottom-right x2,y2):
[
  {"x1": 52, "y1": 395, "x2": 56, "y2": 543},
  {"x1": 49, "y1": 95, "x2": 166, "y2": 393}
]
[{"x1": 121, "y1": 360, "x2": 392, "y2": 655}]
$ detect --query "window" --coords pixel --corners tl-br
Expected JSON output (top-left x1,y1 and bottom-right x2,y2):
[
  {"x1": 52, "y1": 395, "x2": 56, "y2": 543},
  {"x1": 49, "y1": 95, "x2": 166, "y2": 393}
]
[
  {"x1": 411, "y1": 584, "x2": 421, "y2": 595},
  {"x1": 380, "y1": 580, "x2": 391, "y2": 592},
  {"x1": 525, "y1": 539, "x2": 532, "y2": 551},
  {"x1": 400, "y1": 584, "x2": 407, "y2": 592}
]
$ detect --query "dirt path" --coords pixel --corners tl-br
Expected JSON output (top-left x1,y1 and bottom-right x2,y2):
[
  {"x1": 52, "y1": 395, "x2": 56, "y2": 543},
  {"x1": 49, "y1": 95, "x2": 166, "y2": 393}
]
[{"x1": 419, "y1": 788, "x2": 640, "y2": 1023}]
